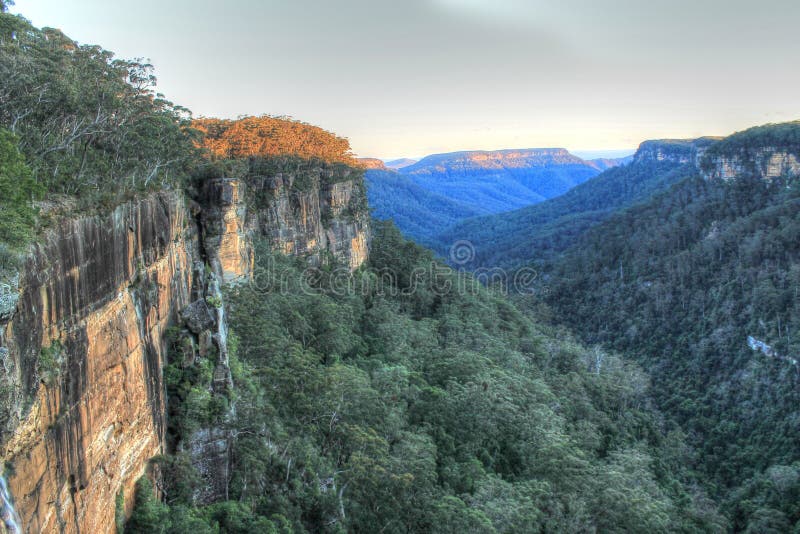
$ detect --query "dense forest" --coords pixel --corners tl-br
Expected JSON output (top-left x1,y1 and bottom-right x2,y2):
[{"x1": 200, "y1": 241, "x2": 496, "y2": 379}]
[
  {"x1": 0, "y1": 7, "x2": 195, "y2": 208},
  {"x1": 365, "y1": 169, "x2": 486, "y2": 248},
  {"x1": 127, "y1": 224, "x2": 725, "y2": 533},
  {"x1": 430, "y1": 157, "x2": 698, "y2": 269},
  {"x1": 3, "y1": 4, "x2": 800, "y2": 532},
  {"x1": 540, "y1": 128, "x2": 800, "y2": 531}
]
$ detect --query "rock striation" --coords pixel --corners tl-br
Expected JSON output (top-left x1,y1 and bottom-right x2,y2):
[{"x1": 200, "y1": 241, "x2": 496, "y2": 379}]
[
  {"x1": 0, "y1": 164, "x2": 369, "y2": 533},
  {"x1": 0, "y1": 192, "x2": 194, "y2": 533},
  {"x1": 700, "y1": 148, "x2": 800, "y2": 181}
]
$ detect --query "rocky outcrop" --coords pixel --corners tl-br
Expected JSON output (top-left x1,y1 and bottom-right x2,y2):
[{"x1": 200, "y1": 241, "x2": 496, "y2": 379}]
[
  {"x1": 356, "y1": 158, "x2": 387, "y2": 171},
  {"x1": 748, "y1": 336, "x2": 799, "y2": 367},
  {"x1": 0, "y1": 163, "x2": 370, "y2": 532},
  {"x1": 250, "y1": 168, "x2": 370, "y2": 270},
  {"x1": 697, "y1": 122, "x2": 800, "y2": 181},
  {"x1": 199, "y1": 179, "x2": 253, "y2": 283}
]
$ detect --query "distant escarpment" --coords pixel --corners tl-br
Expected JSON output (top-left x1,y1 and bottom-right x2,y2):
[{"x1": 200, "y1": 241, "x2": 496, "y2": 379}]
[
  {"x1": 0, "y1": 158, "x2": 369, "y2": 533},
  {"x1": 699, "y1": 121, "x2": 800, "y2": 181},
  {"x1": 632, "y1": 137, "x2": 719, "y2": 165},
  {"x1": 395, "y1": 148, "x2": 602, "y2": 214},
  {"x1": 365, "y1": 147, "x2": 607, "y2": 246}
]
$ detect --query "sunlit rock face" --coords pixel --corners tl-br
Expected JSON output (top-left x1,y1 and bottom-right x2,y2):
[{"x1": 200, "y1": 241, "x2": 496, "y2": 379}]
[
  {"x1": 0, "y1": 165, "x2": 370, "y2": 533},
  {"x1": 251, "y1": 169, "x2": 370, "y2": 270},
  {"x1": 201, "y1": 173, "x2": 369, "y2": 277},
  {"x1": 200, "y1": 179, "x2": 254, "y2": 282},
  {"x1": 0, "y1": 193, "x2": 194, "y2": 534}
]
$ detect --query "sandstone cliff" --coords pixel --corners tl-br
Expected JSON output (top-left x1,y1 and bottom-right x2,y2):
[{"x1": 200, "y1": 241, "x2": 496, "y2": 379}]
[
  {"x1": 0, "y1": 164, "x2": 369, "y2": 533},
  {"x1": 0, "y1": 193, "x2": 194, "y2": 533},
  {"x1": 201, "y1": 163, "x2": 369, "y2": 277},
  {"x1": 700, "y1": 147, "x2": 800, "y2": 181},
  {"x1": 696, "y1": 122, "x2": 800, "y2": 181}
]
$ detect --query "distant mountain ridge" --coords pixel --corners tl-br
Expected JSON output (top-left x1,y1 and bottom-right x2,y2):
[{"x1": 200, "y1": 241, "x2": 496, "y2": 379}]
[
  {"x1": 588, "y1": 155, "x2": 633, "y2": 170},
  {"x1": 402, "y1": 147, "x2": 591, "y2": 174},
  {"x1": 430, "y1": 139, "x2": 700, "y2": 268},
  {"x1": 390, "y1": 147, "x2": 606, "y2": 213},
  {"x1": 384, "y1": 158, "x2": 417, "y2": 169},
  {"x1": 365, "y1": 147, "x2": 625, "y2": 244}
]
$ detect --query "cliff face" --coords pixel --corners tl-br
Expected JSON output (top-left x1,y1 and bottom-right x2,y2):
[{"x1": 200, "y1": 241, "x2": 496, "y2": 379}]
[
  {"x1": 0, "y1": 193, "x2": 194, "y2": 533},
  {"x1": 632, "y1": 135, "x2": 800, "y2": 183},
  {"x1": 230, "y1": 165, "x2": 369, "y2": 271},
  {"x1": 0, "y1": 168, "x2": 369, "y2": 533},
  {"x1": 700, "y1": 148, "x2": 800, "y2": 181},
  {"x1": 632, "y1": 138, "x2": 722, "y2": 166}
]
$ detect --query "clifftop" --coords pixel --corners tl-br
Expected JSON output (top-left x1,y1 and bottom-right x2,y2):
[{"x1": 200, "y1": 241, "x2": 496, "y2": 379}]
[{"x1": 193, "y1": 116, "x2": 356, "y2": 165}]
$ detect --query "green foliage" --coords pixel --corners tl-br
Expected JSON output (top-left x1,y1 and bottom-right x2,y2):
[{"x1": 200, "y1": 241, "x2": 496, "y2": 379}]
[
  {"x1": 38, "y1": 340, "x2": 63, "y2": 385},
  {"x1": 431, "y1": 158, "x2": 696, "y2": 269},
  {"x1": 153, "y1": 223, "x2": 724, "y2": 532},
  {"x1": 547, "y1": 168, "x2": 800, "y2": 530},
  {"x1": 126, "y1": 477, "x2": 170, "y2": 534},
  {"x1": 115, "y1": 490, "x2": 126, "y2": 534},
  {"x1": 0, "y1": 12, "x2": 196, "y2": 209},
  {"x1": 162, "y1": 326, "x2": 231, "y2": 448},
  {"x1": 204, "y1": 295, "x2": 223, "y2": 309},
  {"x1": 0, "y1": 128, "x2": 41, "y2": 248}
]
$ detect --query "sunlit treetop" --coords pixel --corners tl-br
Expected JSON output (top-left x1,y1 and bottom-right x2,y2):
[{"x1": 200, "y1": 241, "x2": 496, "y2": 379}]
[{"x1": 193, "y1": 116, "x2": 356, "y2": 165}]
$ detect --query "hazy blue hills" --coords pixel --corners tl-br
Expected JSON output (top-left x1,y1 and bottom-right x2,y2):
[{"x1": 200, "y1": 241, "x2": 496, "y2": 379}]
[
  {"x1": 430, "y1": 142, "x2": 702, "y2": 268},
  {"x1": 398, "y1": 148, "x2": 602, "y2": 212},
  {"x1": 365, "y1": 169, "x2": 487, "y2": 246},
  {"x1": 384, "y1": 157, "x2": 417, "y2": 169},
  {"x1": 365, "y1": 147, "x2": 623, "y2": 245}
]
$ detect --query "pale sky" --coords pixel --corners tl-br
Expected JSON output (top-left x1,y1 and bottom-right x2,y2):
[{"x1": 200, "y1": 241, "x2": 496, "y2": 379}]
[{"x1": 12, "y1": 0, "x2": 800, "y2": 159}]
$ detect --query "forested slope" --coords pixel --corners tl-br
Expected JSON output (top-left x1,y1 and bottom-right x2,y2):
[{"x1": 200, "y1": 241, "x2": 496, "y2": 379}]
[
  {"x1": 545, "y1": 123, "x2": 800, "y2": 532},
  {"x1": 127, "y1": 223, "x2": 725, "y2": 533},
  {"x1": 432, "y1": 152, "x2": 700, "y2": 269},
  {"x1": 365, "y1": 169, "x2": 487, "y2": 247}
]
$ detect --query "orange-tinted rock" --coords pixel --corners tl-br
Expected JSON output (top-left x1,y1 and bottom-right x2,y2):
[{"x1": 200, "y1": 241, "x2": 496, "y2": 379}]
[
  {"x1": 0, "y1": 164, "x2": 370, "y2": 533},
  {"x1": 254, "y1": 173, "x2": 369, "y2": 270},
  {"x1": 200, "y1": 179, "x2": 253, "y2": 282},
  {"x1": 0, "y1": 193, "x2": 194, "y2": 534}
]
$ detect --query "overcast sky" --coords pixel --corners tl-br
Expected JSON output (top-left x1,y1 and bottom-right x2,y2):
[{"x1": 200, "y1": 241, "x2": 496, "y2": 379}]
[{"x1": 12, "y1": 0, "x2": 800, "y2": 158}]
